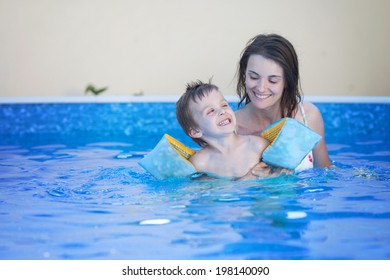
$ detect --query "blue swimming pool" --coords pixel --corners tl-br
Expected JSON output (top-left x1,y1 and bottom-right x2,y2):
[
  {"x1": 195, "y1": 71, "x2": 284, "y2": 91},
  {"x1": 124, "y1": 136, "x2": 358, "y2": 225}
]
[{"x1": 0, "y1": 100, "x2": 389, "y2": 260}]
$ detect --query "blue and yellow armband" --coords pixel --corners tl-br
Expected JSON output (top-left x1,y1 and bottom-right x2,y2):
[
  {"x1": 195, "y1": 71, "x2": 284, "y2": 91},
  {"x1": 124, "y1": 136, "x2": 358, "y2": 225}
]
[
  {"x1": 138, "y1": 134, "x2": 196, "y2": 180},
  {"x1": 260, "y1": 118, "x2": 321, "y2": 170},
  {"x1": 138, "y1": 118, "x2": 321, "y2": 179}
]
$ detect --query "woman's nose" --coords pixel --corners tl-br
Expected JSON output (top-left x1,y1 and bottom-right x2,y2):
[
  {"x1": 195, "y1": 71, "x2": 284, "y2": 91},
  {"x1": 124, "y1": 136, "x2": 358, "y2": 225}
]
[{"x1": 258, "y1": 79, "x2": 267, "y2": 92}]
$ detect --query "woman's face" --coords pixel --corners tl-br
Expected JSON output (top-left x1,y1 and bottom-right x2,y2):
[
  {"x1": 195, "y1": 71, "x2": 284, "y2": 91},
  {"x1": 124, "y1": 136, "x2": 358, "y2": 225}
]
[{"x1": 245, "y1": 54, "x2": 285, "y2": 110}]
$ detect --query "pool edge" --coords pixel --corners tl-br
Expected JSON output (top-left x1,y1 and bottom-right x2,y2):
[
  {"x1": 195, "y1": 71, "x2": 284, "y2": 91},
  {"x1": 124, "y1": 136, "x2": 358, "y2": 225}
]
[{"x1": 0, "y1": 95, "x2": 389, "y2": 104}]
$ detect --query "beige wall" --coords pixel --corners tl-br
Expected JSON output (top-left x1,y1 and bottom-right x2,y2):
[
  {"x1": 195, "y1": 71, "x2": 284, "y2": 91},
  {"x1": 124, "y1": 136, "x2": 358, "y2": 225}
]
[{"x1": 0, "y1": 0, "x2": 389, "y2": 98}]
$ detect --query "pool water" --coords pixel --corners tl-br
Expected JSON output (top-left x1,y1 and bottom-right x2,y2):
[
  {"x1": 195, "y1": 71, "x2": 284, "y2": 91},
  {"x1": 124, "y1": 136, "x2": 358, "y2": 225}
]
[{"x1": 0, "y1": 102, "x2": 389, "y2": 260}]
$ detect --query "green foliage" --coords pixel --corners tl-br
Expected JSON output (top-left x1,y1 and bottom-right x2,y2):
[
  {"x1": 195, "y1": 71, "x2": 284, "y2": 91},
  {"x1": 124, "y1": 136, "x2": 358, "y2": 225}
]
[{"x1": 85, "y1": 84, "x2": 108, "y2": 95}]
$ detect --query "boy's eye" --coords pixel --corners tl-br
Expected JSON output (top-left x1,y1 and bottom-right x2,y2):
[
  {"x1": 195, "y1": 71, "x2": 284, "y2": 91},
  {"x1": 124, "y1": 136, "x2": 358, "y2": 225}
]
[{"x1": 207, "y1": 109, "x2": 215, "y2": 115}]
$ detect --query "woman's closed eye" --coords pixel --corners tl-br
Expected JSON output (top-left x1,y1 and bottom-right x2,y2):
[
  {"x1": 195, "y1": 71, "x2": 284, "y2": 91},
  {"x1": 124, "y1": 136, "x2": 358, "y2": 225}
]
[{"x1": 269, "y1": 76, "x2": 282, "y2": 84}]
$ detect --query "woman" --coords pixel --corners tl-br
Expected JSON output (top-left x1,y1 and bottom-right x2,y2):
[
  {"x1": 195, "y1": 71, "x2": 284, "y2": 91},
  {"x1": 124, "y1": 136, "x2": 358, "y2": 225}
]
[{"x1": 235, "y1": 34, "x2": 331, "y2": 175}]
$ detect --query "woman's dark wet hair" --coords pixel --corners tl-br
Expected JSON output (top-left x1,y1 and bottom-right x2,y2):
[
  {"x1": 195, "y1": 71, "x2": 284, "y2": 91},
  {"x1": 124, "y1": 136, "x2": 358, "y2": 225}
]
[{"x1": 236, "y1": 34, "x2": 302, "y2": 118}]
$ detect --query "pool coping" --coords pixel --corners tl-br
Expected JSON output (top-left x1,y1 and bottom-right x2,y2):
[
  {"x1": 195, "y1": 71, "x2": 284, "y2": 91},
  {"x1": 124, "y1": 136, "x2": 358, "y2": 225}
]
[{"x1": 0, "y1": 95, "x2": 389, "y2": 104}]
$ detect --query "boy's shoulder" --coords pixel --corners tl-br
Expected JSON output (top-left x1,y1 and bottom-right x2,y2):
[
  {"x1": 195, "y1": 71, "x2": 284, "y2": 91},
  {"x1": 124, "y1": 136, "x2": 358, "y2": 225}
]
[
  {"x1": 242, "y1": 133, "x2": 268, "y2": 144},
  {"x1": 189, "y1": 146, "x2": 211, "y2": 163},
  {"x1": 240, "y1": 134, "x2": 269, "y2": 153},
  {"x1": 189, "y1": 145, "x2": 221, "y2": 173}
]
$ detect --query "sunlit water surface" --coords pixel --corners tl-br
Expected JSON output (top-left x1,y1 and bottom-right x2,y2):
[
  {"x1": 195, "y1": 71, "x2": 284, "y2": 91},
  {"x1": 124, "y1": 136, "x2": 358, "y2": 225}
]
[{"x1": 0, "y1": 102, "x2": 389, "y2": 259}]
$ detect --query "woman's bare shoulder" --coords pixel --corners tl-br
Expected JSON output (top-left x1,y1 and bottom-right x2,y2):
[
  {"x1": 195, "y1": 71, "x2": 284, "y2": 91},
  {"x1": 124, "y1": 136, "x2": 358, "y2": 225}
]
[
  {"x1": 302, "y1": 101, "x2": 321, "y2": 117},
  {"x1": 301, "y1": 101, "x2": 325, "y2": 133}
]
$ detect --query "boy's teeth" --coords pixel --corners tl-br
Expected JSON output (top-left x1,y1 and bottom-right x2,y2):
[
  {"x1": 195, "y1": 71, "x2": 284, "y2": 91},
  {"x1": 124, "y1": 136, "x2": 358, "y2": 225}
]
[{"x1": 219, "y1": 119, "x2": 230, "y2": 126}]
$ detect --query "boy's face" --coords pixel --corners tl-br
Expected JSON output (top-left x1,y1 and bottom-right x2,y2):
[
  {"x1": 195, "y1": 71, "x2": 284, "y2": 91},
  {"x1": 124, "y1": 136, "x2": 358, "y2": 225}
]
[{"x1": 189, "y1": 89, "x2": 236, "y2": 139}]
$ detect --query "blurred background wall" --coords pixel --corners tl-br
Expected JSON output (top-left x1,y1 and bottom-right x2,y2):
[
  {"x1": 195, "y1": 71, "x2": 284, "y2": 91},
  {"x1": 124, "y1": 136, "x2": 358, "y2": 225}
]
[{"x1": 0, "y1": 0, "x2": 389, "y2": 98}]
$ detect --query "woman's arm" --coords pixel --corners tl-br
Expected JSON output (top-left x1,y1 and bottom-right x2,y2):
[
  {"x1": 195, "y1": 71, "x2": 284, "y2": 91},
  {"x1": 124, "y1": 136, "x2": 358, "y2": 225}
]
[{"x1": 304, "y1": 102, "x2": 332, "y2": 168}]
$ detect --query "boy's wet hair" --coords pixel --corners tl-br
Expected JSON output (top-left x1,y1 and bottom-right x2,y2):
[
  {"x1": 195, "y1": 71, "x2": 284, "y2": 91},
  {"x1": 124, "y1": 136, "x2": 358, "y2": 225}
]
[{"x1": 176, "y1": 80, "x2": 218, "y2": 146}]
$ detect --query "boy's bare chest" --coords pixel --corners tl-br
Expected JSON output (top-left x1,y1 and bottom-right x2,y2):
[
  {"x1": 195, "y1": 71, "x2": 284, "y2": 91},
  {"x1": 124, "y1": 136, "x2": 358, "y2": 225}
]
[{"x1": 206, "y1": 148, "x2": 260, "y2": 177}]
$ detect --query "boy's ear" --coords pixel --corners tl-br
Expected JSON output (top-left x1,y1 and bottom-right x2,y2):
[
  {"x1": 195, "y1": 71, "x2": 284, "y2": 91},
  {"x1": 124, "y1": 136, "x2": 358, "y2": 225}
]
[{"x1": 189, "y1": 127, "x2": 202, "y2": 138}]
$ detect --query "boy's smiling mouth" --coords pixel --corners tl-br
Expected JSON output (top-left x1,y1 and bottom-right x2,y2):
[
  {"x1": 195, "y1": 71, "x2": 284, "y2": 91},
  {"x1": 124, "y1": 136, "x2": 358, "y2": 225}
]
[{"x1": 218, "y1": 118, "x2": 232, "y2": 126}]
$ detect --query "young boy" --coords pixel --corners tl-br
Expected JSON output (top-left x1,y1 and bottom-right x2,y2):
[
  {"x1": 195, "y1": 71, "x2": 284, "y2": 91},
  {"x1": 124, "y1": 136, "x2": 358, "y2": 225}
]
[{"x1": 176, "y1": 80, "x2": 271, "y2": 179}]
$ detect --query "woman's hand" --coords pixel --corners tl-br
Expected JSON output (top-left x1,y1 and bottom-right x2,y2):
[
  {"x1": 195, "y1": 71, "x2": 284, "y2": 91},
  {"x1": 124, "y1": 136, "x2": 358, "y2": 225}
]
[
  {"x1": 237, "y1": 162, "x2": 272, "y2": 181},
  {"x1": 237, "y1": 162, "x2": 291, "y2": 181}
]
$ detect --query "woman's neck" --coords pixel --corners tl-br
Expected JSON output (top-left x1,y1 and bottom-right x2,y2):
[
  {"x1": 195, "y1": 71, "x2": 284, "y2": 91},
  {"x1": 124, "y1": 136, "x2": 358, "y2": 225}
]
[{"x1": 246, "y1": 103, "x2": 282, "y2": 128}]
